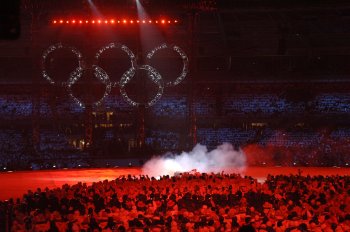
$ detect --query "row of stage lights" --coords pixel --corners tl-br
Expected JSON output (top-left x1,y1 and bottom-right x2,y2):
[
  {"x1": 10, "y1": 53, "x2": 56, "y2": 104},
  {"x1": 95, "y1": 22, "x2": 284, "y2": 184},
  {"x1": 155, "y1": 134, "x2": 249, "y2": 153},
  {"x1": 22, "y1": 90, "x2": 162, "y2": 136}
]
[{"x1": 52, "y1": 19, "x2": 179, "y2": 25}]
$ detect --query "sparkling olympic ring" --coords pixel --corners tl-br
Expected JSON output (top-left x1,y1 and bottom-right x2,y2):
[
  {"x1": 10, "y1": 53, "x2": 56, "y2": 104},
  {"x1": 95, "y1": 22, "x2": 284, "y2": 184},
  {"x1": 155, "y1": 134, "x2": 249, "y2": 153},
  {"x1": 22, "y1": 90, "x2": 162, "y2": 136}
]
[
  {"x1": 42, "y1": 42, "x2": 189, "y2": 108},
  {"x1": 65, "y1": 66, "x2": 113, "y2": 108},
  {"x1": 42, "y1": 43, "x2": 111, "y2": 108},
  {"x1": 41, "y1": 43, "x2": 83, "y2": 86},
  {"x1": 94, "y1": 42, "x2": 137, "y2": 87},
  {"x1": 119, "y1": 65, "x2": 164, "y2": 108},
  {"x1": 146, "y1": 43, "x2": 189, "y2": 87}
]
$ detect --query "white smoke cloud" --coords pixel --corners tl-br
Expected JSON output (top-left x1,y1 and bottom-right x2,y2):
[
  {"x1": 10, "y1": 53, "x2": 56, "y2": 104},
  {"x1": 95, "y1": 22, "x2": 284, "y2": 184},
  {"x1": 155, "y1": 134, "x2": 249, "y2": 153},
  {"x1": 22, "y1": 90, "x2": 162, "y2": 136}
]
[{"x1": 142, "y1": 143, "x2": 247, "y2": 177}]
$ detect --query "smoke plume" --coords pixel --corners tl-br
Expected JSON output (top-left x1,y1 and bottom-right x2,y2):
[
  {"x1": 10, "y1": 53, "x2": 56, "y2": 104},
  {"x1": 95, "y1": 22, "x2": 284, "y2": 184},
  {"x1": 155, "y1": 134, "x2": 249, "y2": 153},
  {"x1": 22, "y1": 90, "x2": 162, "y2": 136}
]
[{"x1": 142, "y1": 143, "x2": 247, "y2": 177}]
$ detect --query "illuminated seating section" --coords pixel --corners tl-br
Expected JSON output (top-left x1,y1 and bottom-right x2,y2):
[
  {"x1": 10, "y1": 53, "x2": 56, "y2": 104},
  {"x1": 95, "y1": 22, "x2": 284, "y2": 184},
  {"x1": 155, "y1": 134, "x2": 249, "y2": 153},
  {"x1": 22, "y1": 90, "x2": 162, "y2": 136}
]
[
  {"x1": 0, "y1": 93, "x2": 350, "y2": 168},
  {"x1": 145, "y1": 130, "x2": 180, "y2": 150},
  {"x1": 314, "y1": 93, "x2": 350, "y2": 113},
  {"x1": 223, "y1": 94, "x2": 296, "y2": 115},
  {"x1": 197, "y1": 128, "x2": 256, "y2": 148},
  {"x1": 257, "y1": 129, "x2": 320, "y2": 147},
  {"x1": 194, "y1": 96, "x2": 216, "y2": 116},
  {"x1": 0, "y1": 95, "x2": 32, "y2": 119},
  {"x1": 0, "y1": 130, "x2": 29, "y2": 169},
  {"x1": 150, "y1": 96, "x2": 187, "y2": 118},
  {"x1": 330, "y1": 128, "x2": 350, "y2": 142},
  {"x1": 1, "y1": 93, "x2": 350, "y2": 119},
  {"x1": 103, "y1": 95, "x2": 134, "y2": 111},
  {"x1": 40, "y1": 130, "x2": 73, "y2": 152}
]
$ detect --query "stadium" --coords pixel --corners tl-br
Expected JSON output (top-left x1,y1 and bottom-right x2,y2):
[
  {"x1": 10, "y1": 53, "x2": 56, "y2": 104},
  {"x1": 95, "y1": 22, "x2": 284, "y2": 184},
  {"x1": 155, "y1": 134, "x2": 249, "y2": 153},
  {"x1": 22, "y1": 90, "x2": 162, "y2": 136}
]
[{"x1": 0, "y1": 0, "x2": 350, "y2": 231}]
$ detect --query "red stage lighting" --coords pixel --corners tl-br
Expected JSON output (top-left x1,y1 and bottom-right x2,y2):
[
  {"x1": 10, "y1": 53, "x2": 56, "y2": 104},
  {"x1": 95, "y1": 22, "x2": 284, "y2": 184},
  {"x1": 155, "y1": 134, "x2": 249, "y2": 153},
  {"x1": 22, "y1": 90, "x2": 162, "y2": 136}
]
[{"x1": 50, "y1": 17, "x2": 179, "y2": 27}]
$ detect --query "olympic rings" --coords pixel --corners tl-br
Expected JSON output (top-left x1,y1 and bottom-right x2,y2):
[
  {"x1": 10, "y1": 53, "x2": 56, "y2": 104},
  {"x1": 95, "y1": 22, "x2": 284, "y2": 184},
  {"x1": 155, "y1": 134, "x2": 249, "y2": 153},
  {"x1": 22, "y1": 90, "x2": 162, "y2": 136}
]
[
  {"x1": 120, "y1": 65, "x2": 164, "y2": 108},
  {"x1": 66, "y1": 66, "x2": 113, "y2": 108},
  {"x1": 41, "y1": 42, "x2": 189, "y2": 108},
  {"x1": 94, "y1": 42, "x2": 137, "y2": 87},
  {"x1": 146, "y1": 43, "x2": 189, "y2": 87},
  {"x1": 41, "y1": 43, "x2": 83, "y2": 86}
]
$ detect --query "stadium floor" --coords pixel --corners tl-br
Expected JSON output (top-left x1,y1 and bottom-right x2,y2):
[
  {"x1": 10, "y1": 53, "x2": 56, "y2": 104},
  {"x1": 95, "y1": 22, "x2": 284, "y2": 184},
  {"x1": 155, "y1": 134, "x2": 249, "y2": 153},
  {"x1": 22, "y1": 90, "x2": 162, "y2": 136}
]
[{"x1": 0, "y1": 166, "x2": 349, "y2": 200}]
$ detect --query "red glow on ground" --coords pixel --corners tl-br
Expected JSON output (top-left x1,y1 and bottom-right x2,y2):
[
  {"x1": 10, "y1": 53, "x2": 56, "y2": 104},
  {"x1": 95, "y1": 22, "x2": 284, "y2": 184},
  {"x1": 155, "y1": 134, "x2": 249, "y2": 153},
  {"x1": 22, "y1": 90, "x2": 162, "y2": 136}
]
[{"x1": 0, "y1": 167, "x2": 349, "y2": 201}]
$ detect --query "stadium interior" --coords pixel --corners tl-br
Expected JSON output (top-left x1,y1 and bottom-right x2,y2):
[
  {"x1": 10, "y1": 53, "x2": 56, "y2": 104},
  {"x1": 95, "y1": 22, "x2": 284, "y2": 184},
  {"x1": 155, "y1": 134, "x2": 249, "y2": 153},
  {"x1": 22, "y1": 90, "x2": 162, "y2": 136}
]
[{"x1": 0, "y1": 0, "x2": 350, "y2": 231}]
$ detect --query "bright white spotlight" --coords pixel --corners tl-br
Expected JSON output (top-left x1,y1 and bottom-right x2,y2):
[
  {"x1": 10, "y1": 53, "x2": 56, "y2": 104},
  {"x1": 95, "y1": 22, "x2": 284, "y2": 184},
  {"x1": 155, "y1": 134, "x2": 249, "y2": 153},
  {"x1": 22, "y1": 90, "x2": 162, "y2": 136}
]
[{"x1": 87, "y1": 0, "x2": 102, "y2": 16}]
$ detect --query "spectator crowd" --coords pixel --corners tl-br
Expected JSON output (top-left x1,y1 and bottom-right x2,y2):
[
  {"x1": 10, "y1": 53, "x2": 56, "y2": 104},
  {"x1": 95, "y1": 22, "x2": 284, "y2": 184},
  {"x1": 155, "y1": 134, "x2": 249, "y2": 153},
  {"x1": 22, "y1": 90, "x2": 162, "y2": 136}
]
[{"x1": 2, "y1": 172, "x2": 350, "y2": 231}]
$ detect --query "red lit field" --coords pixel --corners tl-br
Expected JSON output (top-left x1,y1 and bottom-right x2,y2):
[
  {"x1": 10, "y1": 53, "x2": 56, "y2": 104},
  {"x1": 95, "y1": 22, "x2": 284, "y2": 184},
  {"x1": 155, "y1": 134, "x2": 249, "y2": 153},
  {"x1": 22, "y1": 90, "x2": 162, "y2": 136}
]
[{"x1": 0, "y1": 167, "x2": 349, "y2": 201}]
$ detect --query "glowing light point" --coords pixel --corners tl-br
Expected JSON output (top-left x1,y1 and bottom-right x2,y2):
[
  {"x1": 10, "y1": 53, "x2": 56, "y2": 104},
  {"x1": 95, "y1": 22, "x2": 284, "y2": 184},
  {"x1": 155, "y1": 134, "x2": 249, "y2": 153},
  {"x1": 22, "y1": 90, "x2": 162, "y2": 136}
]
[{"x1": 49, "y1": 17, "x2": 179, "y2": 27}]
